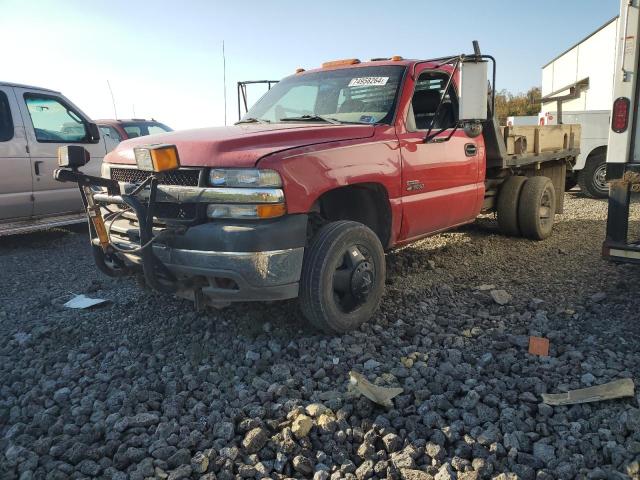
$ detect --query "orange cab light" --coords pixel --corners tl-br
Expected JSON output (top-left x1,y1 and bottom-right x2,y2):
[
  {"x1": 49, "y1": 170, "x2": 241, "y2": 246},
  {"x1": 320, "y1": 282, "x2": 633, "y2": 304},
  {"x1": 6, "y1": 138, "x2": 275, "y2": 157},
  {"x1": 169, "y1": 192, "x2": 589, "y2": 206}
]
[
  {"x1": 322, "y1": 58, "x2": 361, "y2": 68},
  {"x1": 391, "y1": 55, "x2": 404, "y2": 61},
  {"x1": 295, "y1": 67, "x2": 306, "y2": 74},
  {"x1": 256, "y1": 203, "x2": 286, "y2": 218}
]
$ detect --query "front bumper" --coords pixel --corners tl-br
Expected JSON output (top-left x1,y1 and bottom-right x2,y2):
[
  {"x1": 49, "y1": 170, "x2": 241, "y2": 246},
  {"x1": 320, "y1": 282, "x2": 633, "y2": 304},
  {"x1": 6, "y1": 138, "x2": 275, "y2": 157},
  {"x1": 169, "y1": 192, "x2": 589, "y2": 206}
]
[{"x1": 108, "y1": 214, "x2": 309, "y2": 302}]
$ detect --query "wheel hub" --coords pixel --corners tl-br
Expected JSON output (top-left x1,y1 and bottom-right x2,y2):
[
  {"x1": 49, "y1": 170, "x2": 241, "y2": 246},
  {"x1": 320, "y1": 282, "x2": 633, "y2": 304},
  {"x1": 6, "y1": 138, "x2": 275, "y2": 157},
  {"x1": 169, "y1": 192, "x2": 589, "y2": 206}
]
[
  {"x1": 350, "y1": 261, "x2": 374, "y2": 301},
  {"x1": 594, "y1": 164, "x2": 607, "y2": 191}
]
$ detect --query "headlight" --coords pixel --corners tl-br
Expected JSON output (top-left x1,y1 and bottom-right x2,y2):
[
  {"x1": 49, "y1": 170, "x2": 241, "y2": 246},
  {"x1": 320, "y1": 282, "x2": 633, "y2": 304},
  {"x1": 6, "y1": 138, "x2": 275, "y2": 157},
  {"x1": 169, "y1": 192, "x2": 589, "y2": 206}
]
[
  {"x1": 209, "y1": 168, "x2": 282, "y2": 188},
  {"x1": 101, "y1": 163, "x2": 110, "y2": 179},
  {"x1": 206, "y1": 203, "x2": 286, "y2": 219}
]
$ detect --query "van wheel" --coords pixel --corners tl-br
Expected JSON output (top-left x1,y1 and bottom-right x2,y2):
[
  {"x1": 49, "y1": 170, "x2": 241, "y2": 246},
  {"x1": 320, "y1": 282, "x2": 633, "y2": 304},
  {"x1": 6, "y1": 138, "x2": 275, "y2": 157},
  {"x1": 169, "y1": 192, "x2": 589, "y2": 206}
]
[
  {"x1": 578, "y1": 152, "x2": 608, "y2": 198},
  {"x1": 299, "y1": 221, "x2": 385, "y2": 333},
  {"x1": 518, "y1": 176, "x2": 556, "y2": 240},
  {"x1": 497, "y1": 176, "x2": 527, "y2": 236}
]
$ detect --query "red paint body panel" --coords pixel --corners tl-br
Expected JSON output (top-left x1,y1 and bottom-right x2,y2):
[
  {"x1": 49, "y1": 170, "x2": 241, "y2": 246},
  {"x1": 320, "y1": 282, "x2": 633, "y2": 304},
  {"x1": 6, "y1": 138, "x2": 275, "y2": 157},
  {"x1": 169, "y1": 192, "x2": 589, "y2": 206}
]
[
  {"x1": 105, "y1": 124, "x2": 375, "y2": 168},
  {"x1": 104, "y1": 60, "x2": 488, "y2": 249}
]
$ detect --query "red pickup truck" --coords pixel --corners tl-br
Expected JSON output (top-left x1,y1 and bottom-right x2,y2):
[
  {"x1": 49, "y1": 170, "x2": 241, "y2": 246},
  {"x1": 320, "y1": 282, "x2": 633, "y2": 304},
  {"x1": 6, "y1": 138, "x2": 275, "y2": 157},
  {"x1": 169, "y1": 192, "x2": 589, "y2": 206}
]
[{"x1": 55, "y1": 46, "x2": 579, "y2": 332}]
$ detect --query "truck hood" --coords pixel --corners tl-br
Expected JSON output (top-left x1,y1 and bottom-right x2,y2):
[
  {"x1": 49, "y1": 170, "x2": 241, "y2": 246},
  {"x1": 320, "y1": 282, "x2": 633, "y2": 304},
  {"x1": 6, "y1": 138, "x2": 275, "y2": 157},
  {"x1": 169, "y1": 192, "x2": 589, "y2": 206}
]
[{"x1": 105, "y1": 123, "x2": 375, "y2": 167}]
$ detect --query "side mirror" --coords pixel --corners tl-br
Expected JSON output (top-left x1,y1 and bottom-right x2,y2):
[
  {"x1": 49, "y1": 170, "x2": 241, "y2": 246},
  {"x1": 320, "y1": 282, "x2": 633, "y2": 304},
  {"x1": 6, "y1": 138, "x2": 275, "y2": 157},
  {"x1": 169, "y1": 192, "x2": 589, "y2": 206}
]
[
  {"x1": 458, "y1": 60, "x2": 488, "y2": 121},
  {"x1": 58, "y1": 145, "x2": 90, "y2": 169},
  {"x1": 87, "y1": 122, "x2": 101, "y2": 144}
]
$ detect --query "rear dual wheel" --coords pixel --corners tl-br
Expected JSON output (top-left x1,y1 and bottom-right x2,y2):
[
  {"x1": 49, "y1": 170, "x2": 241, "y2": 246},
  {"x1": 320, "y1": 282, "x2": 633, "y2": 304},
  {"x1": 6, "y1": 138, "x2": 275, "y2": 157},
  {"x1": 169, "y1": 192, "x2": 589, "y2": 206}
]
[
  {"x1": 497, "y1": 176, "x2": 556, "y2": 240},
  {"x1": 299, "y1": 221, "x2": 385, "y2": 333}
]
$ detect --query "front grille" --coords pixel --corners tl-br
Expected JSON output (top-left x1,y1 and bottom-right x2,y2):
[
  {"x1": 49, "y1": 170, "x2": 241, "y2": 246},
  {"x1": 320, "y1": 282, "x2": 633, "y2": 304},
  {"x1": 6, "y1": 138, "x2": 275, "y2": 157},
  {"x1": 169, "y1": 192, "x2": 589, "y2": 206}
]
[{"x1": 110, "y1": 167, "x2": 200, "y2": 186}]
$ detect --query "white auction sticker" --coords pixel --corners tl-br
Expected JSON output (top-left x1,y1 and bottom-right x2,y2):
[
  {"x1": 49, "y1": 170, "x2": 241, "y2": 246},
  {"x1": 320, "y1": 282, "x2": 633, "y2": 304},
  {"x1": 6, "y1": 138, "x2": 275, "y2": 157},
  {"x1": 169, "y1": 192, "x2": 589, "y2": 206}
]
[{"x1": 348, "y1": 77, "x2": 389, "y2": 87}]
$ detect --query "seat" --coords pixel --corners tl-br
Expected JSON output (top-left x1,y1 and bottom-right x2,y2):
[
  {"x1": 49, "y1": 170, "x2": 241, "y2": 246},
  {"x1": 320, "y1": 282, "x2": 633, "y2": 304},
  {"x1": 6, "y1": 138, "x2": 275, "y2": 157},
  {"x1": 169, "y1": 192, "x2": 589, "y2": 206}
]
[{"x1": 412, "y1": 90, "x2": 455, "y2": 130}]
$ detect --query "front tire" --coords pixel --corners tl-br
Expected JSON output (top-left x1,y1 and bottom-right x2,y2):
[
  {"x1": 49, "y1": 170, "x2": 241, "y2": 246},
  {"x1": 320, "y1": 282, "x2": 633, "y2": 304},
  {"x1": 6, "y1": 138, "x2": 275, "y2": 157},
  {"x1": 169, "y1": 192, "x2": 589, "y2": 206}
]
[
  {"x1": 299, "y1": 221, "x2": 385, "y2": 333},
  {"x1": 578, "y1": 152, "x2": 608, "y2": 198}
]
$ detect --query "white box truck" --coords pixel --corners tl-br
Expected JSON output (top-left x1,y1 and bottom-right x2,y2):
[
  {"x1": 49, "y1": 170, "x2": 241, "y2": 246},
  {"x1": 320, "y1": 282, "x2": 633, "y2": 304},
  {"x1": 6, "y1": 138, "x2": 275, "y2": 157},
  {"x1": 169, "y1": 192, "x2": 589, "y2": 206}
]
[
  {"x1": 540, "y1": 17, "x2": 618, "y2": 198},
  {"x1": 603, "y1": 0, "x2": 640, "y2": 263}
]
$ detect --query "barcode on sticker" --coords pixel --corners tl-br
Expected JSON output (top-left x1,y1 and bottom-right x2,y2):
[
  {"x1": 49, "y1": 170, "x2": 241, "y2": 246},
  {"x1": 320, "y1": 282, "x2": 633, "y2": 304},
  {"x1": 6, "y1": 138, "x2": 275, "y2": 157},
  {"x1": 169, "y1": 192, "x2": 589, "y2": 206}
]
[{"x1": 348, "y1": 77, "x2": 389, "y2": 87}]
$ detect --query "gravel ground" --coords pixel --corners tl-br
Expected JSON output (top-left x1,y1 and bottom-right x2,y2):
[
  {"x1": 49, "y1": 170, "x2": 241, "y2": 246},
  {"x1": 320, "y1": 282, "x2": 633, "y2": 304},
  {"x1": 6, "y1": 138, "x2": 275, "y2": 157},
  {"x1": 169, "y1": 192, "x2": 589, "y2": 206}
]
[{"x1": 1, "y1": 193, "x2": 640, "y2": 480}]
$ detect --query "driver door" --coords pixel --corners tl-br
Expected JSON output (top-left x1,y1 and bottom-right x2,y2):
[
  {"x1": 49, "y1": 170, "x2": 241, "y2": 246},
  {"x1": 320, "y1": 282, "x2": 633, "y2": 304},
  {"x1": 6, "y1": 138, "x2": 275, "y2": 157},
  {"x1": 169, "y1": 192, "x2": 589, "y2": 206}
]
[{"x1": 15, "y1": 88, "x2": 104, "y2": 216}]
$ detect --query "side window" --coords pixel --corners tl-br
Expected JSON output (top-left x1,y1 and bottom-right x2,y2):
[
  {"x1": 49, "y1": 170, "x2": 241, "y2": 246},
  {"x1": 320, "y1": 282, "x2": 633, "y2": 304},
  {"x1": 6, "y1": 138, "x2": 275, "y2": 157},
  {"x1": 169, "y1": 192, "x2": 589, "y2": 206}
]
[
  {"x1": 100, "y1": 126, "x2": 121, "y2": 141},
  {"x1": 24, "y1": 94, "x2": 88, "y2": 142},
  {"x1": 410, "y1": 72, "x2": 458, "y2": 131},
  {"x1": 261, "y1": 85, "x2": 319, "y2": 121},
  {"x1": 0, "y1": 91, "x2": 14, "y2": 142}
]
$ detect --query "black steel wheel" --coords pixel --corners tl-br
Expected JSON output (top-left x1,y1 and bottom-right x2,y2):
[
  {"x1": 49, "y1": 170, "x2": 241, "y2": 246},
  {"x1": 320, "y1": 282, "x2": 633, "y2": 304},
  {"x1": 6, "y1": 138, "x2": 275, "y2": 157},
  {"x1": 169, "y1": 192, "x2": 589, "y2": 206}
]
[{"x1": 299, "y1": 221, "x2": 385, "y2": 333}]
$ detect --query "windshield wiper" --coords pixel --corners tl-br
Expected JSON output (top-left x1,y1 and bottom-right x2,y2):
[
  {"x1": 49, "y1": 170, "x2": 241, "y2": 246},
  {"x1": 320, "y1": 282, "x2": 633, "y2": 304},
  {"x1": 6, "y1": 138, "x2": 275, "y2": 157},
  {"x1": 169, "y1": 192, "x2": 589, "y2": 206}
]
[
  {"x1": 279, "y1": 115, "x2": 342, "y2": 125},
  {"x1": 235, "y1": 117, "x2": 270, "y2": 124}
]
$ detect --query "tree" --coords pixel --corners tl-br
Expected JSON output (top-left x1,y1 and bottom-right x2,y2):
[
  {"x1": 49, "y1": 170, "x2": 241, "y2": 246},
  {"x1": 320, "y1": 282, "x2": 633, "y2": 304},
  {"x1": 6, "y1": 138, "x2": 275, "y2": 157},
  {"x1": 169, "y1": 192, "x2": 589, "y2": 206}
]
[{"x1": 494, "y1": 87, "x2": 541, "y2": 124}]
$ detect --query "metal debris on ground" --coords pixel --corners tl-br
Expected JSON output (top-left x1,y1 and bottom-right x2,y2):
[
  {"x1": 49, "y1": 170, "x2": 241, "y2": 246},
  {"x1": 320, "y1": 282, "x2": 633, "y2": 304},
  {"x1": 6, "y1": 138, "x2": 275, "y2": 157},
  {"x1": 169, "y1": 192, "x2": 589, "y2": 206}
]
[
  {"x1": 63, "y1": 294, "x2": 109, "y2": 309},
  {"x1": 542, "y1": 378, "x2": 635, "y2": 406},
  {"x1": 528, "y1": 336, "x2": 550, "y2": 356},
  {"x1": 348, "y1": 370, "x2": 403, "y2": 408}
]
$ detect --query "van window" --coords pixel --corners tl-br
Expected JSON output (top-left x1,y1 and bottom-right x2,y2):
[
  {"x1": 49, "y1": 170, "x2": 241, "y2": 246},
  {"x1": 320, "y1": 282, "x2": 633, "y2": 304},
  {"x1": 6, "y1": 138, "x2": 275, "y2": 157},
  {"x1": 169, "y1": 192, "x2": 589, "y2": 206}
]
[
  {"x1": 0, "y1": 91, "x2": 13, "y2": 142},
  {"x1": 24, "y1": 94, "x2": 88, "y2": 143},
  {"x1": 99, "y1": 125, "x2": 122, "y2": 141}
]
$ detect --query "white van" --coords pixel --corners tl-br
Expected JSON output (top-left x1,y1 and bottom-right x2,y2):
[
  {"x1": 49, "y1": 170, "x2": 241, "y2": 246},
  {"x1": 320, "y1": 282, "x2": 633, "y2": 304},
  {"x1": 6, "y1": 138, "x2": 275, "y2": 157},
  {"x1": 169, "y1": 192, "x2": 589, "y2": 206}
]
[{"x1": 0, "y1": 82, "x2": 116, "y2": 235}]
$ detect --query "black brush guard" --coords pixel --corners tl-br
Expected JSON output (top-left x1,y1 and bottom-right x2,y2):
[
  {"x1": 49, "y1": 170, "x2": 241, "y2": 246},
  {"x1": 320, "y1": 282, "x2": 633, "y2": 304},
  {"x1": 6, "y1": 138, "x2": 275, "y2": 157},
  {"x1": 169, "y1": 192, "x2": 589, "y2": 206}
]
[{"x1": 54, "y1": 168, "x2": 178, "y2": 293}]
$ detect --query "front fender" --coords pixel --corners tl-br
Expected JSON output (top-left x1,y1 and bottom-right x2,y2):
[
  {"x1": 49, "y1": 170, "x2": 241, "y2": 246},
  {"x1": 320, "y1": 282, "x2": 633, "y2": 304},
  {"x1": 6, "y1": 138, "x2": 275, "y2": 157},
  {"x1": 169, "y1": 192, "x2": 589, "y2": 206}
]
[{"x1": 258, "y1": 127, "x2": 403, "y2": 214}]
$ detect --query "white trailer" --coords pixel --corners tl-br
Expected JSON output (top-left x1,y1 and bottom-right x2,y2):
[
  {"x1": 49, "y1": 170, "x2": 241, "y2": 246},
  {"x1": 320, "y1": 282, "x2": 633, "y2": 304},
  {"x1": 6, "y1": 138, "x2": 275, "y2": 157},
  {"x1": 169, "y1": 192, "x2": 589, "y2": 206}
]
[
  {"x1": 540, "y1": 17, "x2": 618, "y2": 197},
  {"x1": 603, "y1": 0, "x2": 640, "y2": 263}
]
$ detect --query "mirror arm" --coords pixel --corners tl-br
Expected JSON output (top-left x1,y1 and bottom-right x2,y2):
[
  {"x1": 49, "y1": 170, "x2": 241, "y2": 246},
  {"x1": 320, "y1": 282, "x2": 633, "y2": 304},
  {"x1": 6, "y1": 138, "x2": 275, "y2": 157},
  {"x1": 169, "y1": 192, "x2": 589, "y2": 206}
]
[
  {"x1": 423, "y1": 56, "x2": 462, "y2": 143},
  {"x1": 424, "y1": 123, "x2": 459, "y2": 144}
]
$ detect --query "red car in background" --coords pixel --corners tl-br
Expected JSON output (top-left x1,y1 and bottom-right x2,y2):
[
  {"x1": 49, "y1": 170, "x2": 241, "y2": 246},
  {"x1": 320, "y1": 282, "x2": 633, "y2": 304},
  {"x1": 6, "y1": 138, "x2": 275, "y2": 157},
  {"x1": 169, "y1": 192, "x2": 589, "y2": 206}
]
[{"x1": 95, "y1": 118, "x2": 172, "y2": 142}]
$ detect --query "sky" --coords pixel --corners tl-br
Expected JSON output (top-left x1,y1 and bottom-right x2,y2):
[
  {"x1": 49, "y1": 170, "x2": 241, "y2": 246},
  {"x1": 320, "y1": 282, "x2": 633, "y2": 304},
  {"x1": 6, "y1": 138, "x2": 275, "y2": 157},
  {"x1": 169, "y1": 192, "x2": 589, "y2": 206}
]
[{"x1": 1, "y1": 0, "x2": 619, "y2": 130}]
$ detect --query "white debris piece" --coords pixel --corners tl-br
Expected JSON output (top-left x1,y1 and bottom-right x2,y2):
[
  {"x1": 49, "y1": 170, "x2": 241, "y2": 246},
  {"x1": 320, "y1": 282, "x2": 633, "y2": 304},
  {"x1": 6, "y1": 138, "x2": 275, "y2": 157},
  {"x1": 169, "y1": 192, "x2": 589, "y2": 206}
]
[{"x1": 63, "y1": 294, "x2": 109, "y2": 309}]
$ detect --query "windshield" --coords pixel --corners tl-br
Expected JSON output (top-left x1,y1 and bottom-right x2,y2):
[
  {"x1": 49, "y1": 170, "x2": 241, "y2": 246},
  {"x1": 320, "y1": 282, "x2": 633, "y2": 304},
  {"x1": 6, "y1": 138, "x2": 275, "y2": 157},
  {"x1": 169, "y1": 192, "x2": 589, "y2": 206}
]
[
  {"x1": 122, "y1": 122, "x2": 172, "y2": 138},
  {"x1": 243, "y1": 65, "x2": 405, "y2": 125}
]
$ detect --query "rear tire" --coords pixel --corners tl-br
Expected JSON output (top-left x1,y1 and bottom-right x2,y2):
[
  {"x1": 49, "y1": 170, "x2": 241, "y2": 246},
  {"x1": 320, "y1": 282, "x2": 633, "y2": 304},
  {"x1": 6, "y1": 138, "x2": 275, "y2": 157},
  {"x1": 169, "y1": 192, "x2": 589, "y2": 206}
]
[
  {"x1": 518, "y1": 176, "x2": 556, "y2": 240},
  {"x1": 577, "y1": 152, "x2": 608, "y2": 198},
  {"x1": 299, "y1": 220, "x2": 385, "y2": 333},
  {"x1": 497, "y1": 176, "x2": 527, "y2": 237}
]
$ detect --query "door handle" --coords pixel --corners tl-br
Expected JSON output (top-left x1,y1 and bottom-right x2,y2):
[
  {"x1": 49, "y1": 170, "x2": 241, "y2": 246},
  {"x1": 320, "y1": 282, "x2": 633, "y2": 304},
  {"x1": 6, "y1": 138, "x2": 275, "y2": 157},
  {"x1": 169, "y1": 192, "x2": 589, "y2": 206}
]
[
  {"x1": 464, "y1": 143, "x2": 477, "y2": 157},
  {"x1": 34, "y1": 160, "x2": 44, "y2": 175}
]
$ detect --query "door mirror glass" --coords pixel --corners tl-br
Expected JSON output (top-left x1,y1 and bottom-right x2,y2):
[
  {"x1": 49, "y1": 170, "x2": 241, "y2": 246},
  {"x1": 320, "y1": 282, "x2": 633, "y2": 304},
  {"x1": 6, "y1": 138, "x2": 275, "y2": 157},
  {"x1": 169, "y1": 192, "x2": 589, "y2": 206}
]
[
  {"x1": 458, "y1": 61, "x2": 488, "y2": 121},
  {"x1": 87, "y1": 122, "x2": 101, "y2": 144}
]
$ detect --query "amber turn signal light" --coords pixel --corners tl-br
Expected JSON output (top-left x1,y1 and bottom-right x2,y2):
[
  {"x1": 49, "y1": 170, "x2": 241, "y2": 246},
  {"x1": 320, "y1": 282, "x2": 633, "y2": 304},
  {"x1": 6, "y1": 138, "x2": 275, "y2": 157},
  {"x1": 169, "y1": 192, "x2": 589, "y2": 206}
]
[
  {"x1": 256, "y1": 203, "x2": 286, "y2": 218},
  {"x1": 134, "y1": 144, "x2": 181, "y2": 172}
]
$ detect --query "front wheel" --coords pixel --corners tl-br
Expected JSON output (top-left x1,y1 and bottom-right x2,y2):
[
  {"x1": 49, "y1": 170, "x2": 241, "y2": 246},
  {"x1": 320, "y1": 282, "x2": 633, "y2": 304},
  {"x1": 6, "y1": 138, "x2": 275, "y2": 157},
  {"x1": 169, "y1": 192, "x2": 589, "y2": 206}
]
[
  {"x1": 299, "y1": 221, "x2": 385, "y2": 333},
  {"x1": 578, "y1": 153, "x2": 608, "y2": 198}
]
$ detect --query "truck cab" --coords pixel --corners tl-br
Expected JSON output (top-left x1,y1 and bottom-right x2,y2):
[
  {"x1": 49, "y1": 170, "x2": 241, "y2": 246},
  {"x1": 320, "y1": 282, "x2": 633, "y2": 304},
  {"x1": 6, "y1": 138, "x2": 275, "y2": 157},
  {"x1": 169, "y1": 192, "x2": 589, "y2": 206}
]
[
  {"x1": 0, "y1": 82, "x2": 105, "y2": 234},
  {"x1": 57, "y1": 50, "x2": 578, "y2": 332}
]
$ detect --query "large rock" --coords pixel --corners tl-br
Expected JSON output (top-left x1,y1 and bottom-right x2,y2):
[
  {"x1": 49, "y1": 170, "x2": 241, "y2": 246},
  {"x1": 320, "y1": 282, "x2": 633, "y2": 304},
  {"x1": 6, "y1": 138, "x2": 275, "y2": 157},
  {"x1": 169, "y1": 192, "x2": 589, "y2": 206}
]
[
  {"x1": 291, "y1": 414, "x2": 313, "y2": 438},
  {"x1": 241, "y1": 427, "x2": 269, "y2": 453}
]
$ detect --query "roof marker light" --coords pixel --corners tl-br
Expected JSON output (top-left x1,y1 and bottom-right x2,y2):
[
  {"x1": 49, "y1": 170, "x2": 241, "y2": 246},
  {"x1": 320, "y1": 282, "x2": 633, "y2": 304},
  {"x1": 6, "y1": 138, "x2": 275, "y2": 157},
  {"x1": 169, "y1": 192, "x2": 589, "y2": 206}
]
[{"x1": 321, "y1": 58, "x2": 360, "y2": 68}]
